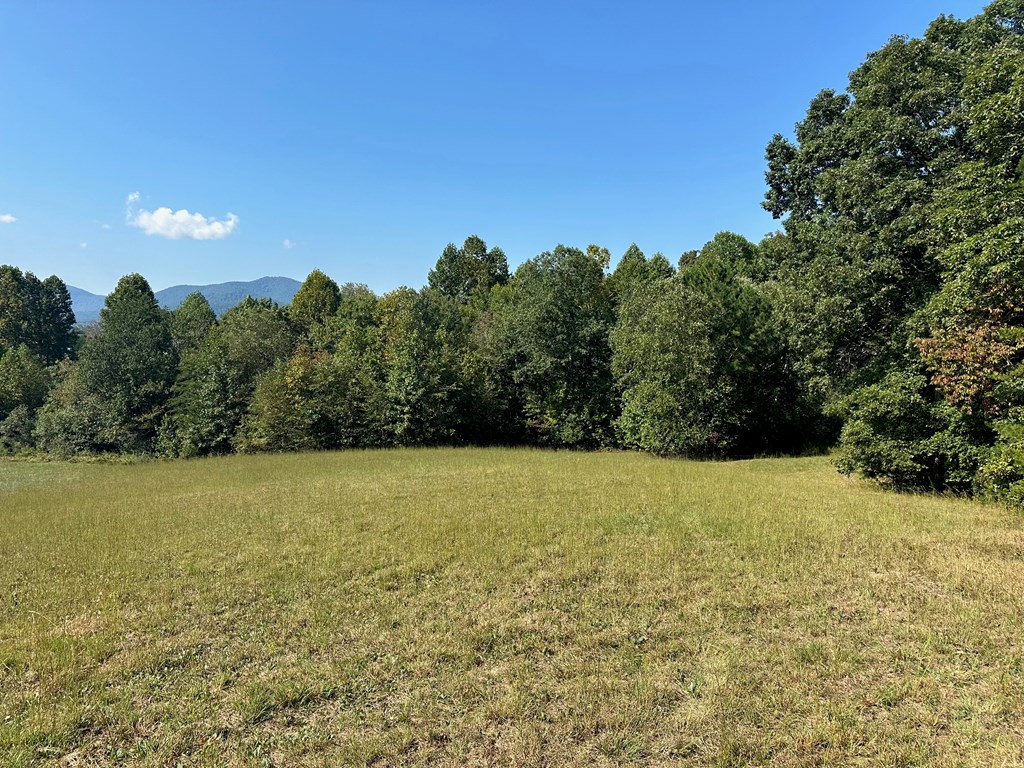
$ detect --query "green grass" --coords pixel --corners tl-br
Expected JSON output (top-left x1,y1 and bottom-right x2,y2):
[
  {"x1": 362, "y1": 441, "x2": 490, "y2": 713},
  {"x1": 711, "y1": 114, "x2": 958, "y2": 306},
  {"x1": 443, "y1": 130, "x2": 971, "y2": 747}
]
[{"x1": 1, "y1": 448, "x2": 1023, "y2": 766}]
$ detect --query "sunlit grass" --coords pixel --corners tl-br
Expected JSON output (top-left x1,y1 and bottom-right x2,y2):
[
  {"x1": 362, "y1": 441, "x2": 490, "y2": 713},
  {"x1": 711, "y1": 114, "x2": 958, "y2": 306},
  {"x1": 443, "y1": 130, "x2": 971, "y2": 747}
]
[{"x1": 1, "y1": 449, "x2": 1022, "y2": 766}]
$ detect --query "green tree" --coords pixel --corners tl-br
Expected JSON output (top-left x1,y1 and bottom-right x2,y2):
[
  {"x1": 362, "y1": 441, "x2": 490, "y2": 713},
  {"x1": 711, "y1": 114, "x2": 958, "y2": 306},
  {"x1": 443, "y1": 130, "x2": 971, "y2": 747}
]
[
  {"x1": 374, "y1": 288, "x2": 470, "y2": 445},
  {"x1": 170, "y1": 292, "x2": 216, "y2": 358},
  {"x1": 0, "y1": 344, "x2": 50, "y2": 452},
  {"x1": 309, "y1": 283, "x2": 379, "y2": 353},
  {"x1": 699, "y1": 232, "x2": 770, "y2": 281},
  {"x1": 761, "y1": 19, "x2": 971, "y2": 398},
  {"x1": 337, "y1": 283, "x2": 378, "y2": 324},
  {"x1": 830, "y1": 4, "x2": 1024, "y2": 493},
  {"x1": 37, "y1": 276, "x2": 77, "y2": 361},
  {"x1": 835, "y1": 370, "x2": 989, "y2": 491},
  {"x1": 240, "y1": 340, "x2": 386, "y2": 452},
  {"x1": 613, "y1": 250, "x2": 805, "y2": 457},
  {"x1": 500, "y1": 245, "x2": 614, "y2": 447},
  {"x1": 67, "y1": 274, "x2": 176, "y2": 452},
  {"x1": 34, "y1": 361, "x2": 108, "y2": 456},
  {"x1": 161, "y1": 298, "x2": 296, "y2": 457},
  {"x1": 240, "y1": 282, "x2": 391, "y2": 453},
  {"x1": 0, "y1": 345, "x2": 50, "y2": 418},
  {"x1": 290, "y1": 269, "x2": 341, "y2": 330},
  {"x1": 427, "y1": 236, "x2": 509, "y2": 303},
  {"x1": 611, "y1": 279, "x2": 724, "y2": 455},
  {"x1": 606, "y1": 244, "x2": 675, "y2": 308},
  {"x1": 0, "y1": 267, "x2": 76, "y2": 362},
  {"x1": 0, "y1": 266, "x2": 30, "y2": 353}
]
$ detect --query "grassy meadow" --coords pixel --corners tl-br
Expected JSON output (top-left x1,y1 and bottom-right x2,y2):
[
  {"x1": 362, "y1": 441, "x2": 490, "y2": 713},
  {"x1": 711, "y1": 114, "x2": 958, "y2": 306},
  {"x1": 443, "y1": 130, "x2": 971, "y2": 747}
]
[{"x1": 1, "y1": 449, "x2": 1023, "y2": 766}]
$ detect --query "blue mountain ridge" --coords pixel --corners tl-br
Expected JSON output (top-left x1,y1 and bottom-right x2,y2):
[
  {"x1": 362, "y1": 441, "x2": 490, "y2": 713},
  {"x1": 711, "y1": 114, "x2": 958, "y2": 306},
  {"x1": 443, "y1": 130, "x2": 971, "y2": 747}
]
[
  {"x1": 67, "y1": 286, "x2": 107, "y2": 324},
  {"x1": 68, "y1": 276, "x2": 302, "y2": 324}
]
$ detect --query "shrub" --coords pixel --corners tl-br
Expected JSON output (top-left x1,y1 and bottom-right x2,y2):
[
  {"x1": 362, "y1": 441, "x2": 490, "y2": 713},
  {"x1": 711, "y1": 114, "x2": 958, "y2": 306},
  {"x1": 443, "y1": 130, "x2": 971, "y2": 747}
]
[{"x1": 835, "y1": 370, "x2": 991, "y2": 491}]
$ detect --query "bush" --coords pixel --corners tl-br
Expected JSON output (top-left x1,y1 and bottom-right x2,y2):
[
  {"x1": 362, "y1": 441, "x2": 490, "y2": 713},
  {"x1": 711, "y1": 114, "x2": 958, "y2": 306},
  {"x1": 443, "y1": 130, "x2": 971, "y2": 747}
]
[
  {"x1": 0, "y1": 405, "x2": 36, "y2": 452},
  {"x1": 975, "y1": 415, "x2": 1024, "y2": 505},
  {"x1": 835, "y1": 370, "x2": 991, "y2": 491}
]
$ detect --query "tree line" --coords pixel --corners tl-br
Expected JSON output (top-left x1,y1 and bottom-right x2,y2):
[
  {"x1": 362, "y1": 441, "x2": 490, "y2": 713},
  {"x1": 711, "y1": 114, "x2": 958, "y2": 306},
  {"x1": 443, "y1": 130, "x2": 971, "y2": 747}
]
[
  {"x1": 0, "y1": 233, "x2": 822, "y2": 461},
  {"x1": 2, "y1": 1, "x2": 1023, "y2": 505}
]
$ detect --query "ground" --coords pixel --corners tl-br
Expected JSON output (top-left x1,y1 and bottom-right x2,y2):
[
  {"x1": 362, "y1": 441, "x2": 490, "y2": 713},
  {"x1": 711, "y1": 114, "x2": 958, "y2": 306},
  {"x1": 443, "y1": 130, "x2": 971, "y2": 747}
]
[{"x1": 1, "y1": 448, "x2": 1022, "y2": 767}]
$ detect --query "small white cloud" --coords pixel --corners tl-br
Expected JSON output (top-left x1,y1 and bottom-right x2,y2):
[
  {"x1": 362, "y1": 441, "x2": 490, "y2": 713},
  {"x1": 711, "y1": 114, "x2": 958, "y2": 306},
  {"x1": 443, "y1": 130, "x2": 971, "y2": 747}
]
[
  {"x1": 80, "y1": 242, "x2": 88, "y2": 249},
  {"x1": 283, "y1": 239, "x2": 294, "y2": 249},
  {"x1": 101, "y1": 223, "x2": 111, "y2": 230},
  {"x1": 125, "y1": 191, "x2": 237, "y2": 240},
  {"x1": 133, "y1": 208, "x2": 239, "y2": 240},
  {"x1": 0, "y1": 213, "x2": 16, "y2": 224}
]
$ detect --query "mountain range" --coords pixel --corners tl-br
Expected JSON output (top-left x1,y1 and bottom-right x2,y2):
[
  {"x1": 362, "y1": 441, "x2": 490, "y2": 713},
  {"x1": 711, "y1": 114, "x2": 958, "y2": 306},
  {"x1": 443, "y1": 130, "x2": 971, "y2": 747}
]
[{"x1": 68, "y1": 277, "x2": 303, "y2": 324}]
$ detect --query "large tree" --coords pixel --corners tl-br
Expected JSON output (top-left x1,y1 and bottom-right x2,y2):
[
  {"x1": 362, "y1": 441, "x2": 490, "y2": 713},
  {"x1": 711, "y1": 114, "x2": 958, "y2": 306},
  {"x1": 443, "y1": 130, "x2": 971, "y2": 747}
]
[
  {"x1": 170, "y1": 292, "x2": 216, "y2": 359},
  {"x1": 0, "y1": 266, "x2": 76, "y2": 363},
  {"x1": 0, "y1": 344, "x2": 51, "y2": 451},
  {"x1": 373, "y1": 287, "x2": 475, "y2": 446},
  {"x1": 427, "y1": 235, "x2": 509, "y2": 304},
  {"x1": 36, "y1": 274, "x2": 174, "y2": 453},
  {"x1": 289, "y1": 269, "x2": 342, "y2": 330},
  {"x1": 605, "y1": 244, "x2": 674, "y2": 310},
  {"x1": 500, "y1": 245, "x2": 614, "y2": 447},
  {"x1": 612, "y1": 241, "x2": 805, "y2": 457},
  {"x1": 766, "y1": 2, "x2": 1024, "y2": 494},
  {"x1": 762, "y1": 18, "x2": 969, "y2": 397},
  {"x1": 241, "y1": 340, "x2": 386, "y2": 452}
]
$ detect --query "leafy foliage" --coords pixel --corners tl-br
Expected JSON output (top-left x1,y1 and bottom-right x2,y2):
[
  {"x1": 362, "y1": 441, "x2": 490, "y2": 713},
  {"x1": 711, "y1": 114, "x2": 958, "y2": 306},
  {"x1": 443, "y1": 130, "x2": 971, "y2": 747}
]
[
  {"x1": 0, "y1": 345, "x2": 50, "y2": 419},
  {"x1": 427, "y1": 236, "x2": 509, "y2": 304},
  {"x1": 0, "y1": 266, "x2": 76, "y2": 362},
  {"x1": 0, "y1": 345, "x2": 50, "y2": 452},
  {"x1": 764, "y1": 2, "x2": 1024, "y2": 497},
  {"x1": 240, "y1": 343, "x2": 385, "y2": 452},
  {"x1": 375, "y1": 288, "x2": 471, "y2": 445},
  {"x1": 835, "y1": 371, "x2": 989, "y2": 491},
  {"x1": 289, "y1": 269, "x2": 342, "y2": 330},
  {"x1": 34, "y1": 274, "x2": 175, "y2": 454},
  {"x1": 161, "y1": 298, "x2": 296, "y2": 457},
  {"x1": 170, "y1": 292, "x2": 216, "y2": 358},
  {"x1": 499, "y1": 245, "x2": 614, "y2": 447},
  {"x1": 612, "y1": 239, "x2": 807, "y2": 457}
]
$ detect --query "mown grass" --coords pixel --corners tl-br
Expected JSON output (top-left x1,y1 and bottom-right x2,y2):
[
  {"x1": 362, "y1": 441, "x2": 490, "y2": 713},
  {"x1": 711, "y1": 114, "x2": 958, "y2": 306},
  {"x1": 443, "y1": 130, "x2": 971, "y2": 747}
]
[{"x1": 1, "y1": 448, "x2": 1022, "y2": 766}]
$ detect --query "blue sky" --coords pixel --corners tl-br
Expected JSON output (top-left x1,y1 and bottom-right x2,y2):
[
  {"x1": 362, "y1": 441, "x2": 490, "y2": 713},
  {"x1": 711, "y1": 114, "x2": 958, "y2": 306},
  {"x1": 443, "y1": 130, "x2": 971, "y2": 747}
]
[{"x1": 0, "y1": 1, "x2": 988, "y2": 295}]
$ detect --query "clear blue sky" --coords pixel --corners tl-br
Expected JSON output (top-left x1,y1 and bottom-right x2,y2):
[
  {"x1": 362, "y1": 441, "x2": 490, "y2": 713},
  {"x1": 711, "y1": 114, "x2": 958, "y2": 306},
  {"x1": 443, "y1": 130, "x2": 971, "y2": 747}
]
[{"x1": 0, "y1": 1, "x2": 988, "y2": 295}]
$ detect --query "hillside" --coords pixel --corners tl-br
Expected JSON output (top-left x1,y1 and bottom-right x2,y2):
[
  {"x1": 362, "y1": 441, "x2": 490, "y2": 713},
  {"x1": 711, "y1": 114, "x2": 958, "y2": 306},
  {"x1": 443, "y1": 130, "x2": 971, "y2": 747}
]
[
  {"x1": 69, "y1": 276, "x2": 302, "y2": 323},
  {"x1": 66, "y1": 285, "x2": 107, "y2": 325}
]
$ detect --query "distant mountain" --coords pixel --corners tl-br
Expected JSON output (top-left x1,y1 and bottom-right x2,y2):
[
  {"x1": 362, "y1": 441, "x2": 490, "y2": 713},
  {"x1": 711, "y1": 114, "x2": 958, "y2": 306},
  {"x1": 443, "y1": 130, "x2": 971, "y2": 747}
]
[
  {"x1": 67, "y1": 285, "x2": 107, "y2": 325},
  {"x1": 154, "y1": 276, "x2": 302, "y2": 317},
  {"x1": 69, "y1": 276, "x2": 303, "y2": 324}
]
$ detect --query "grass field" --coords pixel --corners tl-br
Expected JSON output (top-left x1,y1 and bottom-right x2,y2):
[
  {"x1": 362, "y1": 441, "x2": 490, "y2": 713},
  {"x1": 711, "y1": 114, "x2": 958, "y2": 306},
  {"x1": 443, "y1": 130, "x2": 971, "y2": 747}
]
[{"x1": 1, "y1": 449, "x2": 1023, "y2": 767}]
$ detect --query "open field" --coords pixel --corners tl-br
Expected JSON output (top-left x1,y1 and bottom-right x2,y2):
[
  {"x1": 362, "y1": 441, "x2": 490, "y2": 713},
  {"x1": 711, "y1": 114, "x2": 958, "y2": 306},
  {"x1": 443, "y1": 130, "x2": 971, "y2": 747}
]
[{"x1": 1, "y1": 449, "x2": 1023, "y2": 767}]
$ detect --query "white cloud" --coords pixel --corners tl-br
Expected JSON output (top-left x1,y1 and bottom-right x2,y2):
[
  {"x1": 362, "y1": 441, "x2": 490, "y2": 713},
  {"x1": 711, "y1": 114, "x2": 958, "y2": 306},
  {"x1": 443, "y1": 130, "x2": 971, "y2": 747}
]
[
  {"x1": 125, "y1": 191, "x2": 238, "y2": 240},
  {"x1": 283, "y1": 239, "x2": 294, "y2": 250},
  {"x1": 80, "y1": 242, "x2": 88, "y2": 249},
  {"x1": 0, "y1": 213, "x2": 16, "y2": 224}
]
